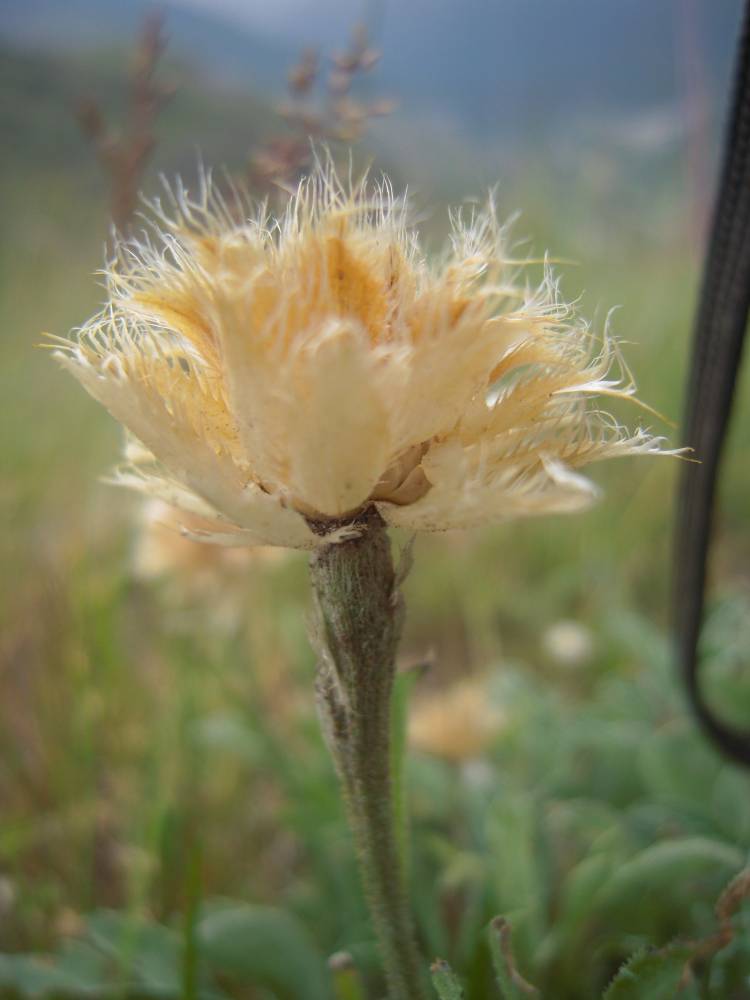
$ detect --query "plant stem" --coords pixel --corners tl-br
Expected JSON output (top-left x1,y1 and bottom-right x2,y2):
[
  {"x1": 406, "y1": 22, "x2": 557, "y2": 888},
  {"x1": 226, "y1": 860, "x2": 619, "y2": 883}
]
[{"x1": 309, "y1": 508, "x2": 427, "y2": 1000}]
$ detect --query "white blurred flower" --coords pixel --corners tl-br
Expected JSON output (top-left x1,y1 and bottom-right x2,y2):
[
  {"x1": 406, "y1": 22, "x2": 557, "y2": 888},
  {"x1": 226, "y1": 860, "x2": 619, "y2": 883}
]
[{"x1": 542, "y1": 619, "x2": 594, "y2": 668}]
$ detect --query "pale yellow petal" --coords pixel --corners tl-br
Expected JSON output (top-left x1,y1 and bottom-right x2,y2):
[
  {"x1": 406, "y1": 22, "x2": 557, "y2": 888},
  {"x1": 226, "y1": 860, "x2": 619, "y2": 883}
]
[
  {"x1": 112, "y1": 463, "x2": 341, "y2": 550},
  {"x1": 216, "y1": 308, "x2": 392, "y2": 516},
  {"x1": 56, "y1": 345, "x2": 250, "y2": 524}
]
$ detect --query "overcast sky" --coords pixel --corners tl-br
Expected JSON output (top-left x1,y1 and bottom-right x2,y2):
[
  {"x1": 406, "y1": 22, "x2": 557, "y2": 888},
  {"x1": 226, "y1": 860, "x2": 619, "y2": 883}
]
[{"x1": 168, "y1": 0, "x2": 378, "y2": 43}]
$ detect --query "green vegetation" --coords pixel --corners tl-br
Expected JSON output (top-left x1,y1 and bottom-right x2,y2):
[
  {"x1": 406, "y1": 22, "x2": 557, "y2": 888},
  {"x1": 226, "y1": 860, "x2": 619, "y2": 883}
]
[{"x1": 1, "y1": 41, "x2": 750, "y2": 1000}]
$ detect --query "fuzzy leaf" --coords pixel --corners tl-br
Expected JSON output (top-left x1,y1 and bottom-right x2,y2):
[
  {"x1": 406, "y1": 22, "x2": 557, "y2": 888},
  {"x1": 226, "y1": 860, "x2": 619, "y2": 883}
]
[
  {"x1": 602, "y1": 942, "x2": 695, "y2": 1000},
  {"x1": 430, "y1": 958, "x2": 465, "y2": 999}
]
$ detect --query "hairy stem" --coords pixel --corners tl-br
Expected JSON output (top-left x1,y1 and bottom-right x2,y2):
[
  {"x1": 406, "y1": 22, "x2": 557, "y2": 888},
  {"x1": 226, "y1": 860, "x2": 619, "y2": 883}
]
[{"x1": 309, "y1": 509, "x2": 427, "y2": 1000}]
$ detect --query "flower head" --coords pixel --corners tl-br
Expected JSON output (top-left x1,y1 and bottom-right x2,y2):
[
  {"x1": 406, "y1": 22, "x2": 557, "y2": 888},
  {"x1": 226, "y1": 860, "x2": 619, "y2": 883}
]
[
  {"x1": 56, "y1": 160, "x2": 668, "y2": 549},
  {"x1": 409, "y1": 677, "x2": 505, "y2": 762}
]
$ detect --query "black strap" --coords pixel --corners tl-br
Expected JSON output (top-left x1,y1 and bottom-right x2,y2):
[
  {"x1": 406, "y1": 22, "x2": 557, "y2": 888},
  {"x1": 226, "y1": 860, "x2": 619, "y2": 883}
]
[{"x1": 674, "y1": 1, "x2": 750, "y2": 766}]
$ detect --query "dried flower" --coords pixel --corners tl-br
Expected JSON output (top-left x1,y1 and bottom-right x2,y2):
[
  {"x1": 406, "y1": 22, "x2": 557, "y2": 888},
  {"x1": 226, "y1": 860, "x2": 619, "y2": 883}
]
[
  {"x1": 75, "y1": 11, "x2": 173, "y2": 234},
  {"x1": 55, "y1": 160, "x2": 670, "y2": 549},
  {"x1": 250, "y1": 23, "x2": 394, "y2": 192},
  {"x1": 409, "y1": 678, "x2": 505, "y2": 762}
]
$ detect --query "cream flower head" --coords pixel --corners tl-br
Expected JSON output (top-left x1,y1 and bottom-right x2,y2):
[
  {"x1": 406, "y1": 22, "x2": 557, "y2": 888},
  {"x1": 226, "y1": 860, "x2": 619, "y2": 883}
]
[
  {"x1": 409, "y1": 678, "x2": 505, "y2": 763},
  {"x1": 56, "y1": 160, "x2": 667, "y2": 549}
]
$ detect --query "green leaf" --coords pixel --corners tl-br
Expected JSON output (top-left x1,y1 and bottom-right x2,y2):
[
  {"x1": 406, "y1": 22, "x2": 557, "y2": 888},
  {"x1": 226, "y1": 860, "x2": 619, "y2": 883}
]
[
  {"x1": 430, "y1": 958, "x2": 465, "y2": 999},
  {"x1": 489, "y1": 917, "x2": 539, "y2": 1000},
  {"x1": 84, "y1": 910, "x2": 182, "y2": 994},
  {"x1": 597, "y1": 838, "x2": 744, "y2": 923},
  {"x1": 0, "y1": 914, "x2": 226, "y2": 999},
  {"x1": 198, "y1": 903, "x2": 331, "y2": 1000},
  {"x1": 0, "y1": 953, "x2": 105, "y2": 998},
  {"x1": 537, "y1": 852, "x2": 614, "y2": 968},
  {"x1": 602, "y1": 942, "x2": 695, "y2": 999},
  {"x1": 637, "y1": 726, "x2": 722, "y2": 812},
  {"x1": 485, "y1": 796, "x2": 544, "y2": 965}
]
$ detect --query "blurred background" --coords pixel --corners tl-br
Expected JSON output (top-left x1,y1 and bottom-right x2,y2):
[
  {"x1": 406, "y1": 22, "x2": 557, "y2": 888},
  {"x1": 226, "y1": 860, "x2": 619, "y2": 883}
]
[{"x1": 2, "y1": 2, "x2": 750, "y2": 997}]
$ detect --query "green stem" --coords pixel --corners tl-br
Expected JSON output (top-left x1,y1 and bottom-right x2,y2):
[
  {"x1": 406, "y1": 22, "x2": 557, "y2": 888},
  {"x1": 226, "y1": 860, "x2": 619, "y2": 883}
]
[{"x1": 309, "y1": 509, "x2": 427, "y2": 1000}]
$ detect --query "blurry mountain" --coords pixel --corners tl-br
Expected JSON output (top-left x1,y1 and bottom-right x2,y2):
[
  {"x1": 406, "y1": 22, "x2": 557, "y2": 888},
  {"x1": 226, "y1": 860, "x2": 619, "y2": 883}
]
[
  {"x1": 376, "y1": 0, "x2": 744, "y2": 136},
  {"x1": 2, "y1": 0, "x2": 744, "y2": 140},
  {"x1": 0, "y1": 38, "x2": 278, "y2": 182},
  {"x1": 1, "y1": 0, "x2": 290, "y2": 91}
]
